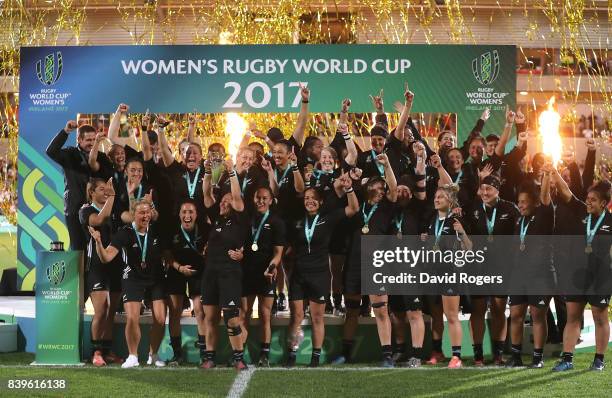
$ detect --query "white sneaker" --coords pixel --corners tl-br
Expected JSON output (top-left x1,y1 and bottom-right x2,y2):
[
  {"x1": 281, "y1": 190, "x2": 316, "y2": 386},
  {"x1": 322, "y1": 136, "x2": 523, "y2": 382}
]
[
  {"x1": 147, "y1": 353, "x2": 166, "y2": 367},
  {"x1": 121, "y1": 355, "x2": 139, "y2": 368}
]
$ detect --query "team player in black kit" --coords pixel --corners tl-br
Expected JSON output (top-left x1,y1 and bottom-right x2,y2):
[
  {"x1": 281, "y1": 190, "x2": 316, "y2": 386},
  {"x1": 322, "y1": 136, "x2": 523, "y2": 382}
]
[
  {"x1": 201, "y1": 156, "x2": 250, "y2": 370},
  {"x1": 48, "y1": 83, "x2": 611, "y2": 373},
  {"x1": 241, "y1": 186, "x2": 286, "y2": 367}
]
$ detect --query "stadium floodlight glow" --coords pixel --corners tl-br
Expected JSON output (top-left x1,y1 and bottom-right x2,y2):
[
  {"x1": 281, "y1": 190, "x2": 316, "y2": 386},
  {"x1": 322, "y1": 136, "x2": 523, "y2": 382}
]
[
  {"x1": 538, "y1": 96, "x2": 562, "y2": 166},
  {"x1": 225, "y1": 113, "x2": 248, "y2": 162}
]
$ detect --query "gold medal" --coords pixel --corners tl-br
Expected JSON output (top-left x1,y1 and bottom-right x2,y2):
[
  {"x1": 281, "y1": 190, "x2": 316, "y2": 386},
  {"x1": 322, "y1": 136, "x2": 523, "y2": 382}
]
[
  {"x1": 396, "y1": 232, "x2": 402, "y2": 239},
  {"x1": 487, "y1": 235, "x2": 494, "y2": 243},
  {"x1": 585, "y1": 244, "x2": 593, "y2": 254},
  {"x1": 251, "y1": 243, "x2": 259, "y2": 252},
  {"x1": 519, "y1": 243, "x2": 525, "y2": 252},
  {"x1": 433, "y1": 243, "x2": 440, "y2": 251},
  {"x1": 141, "y1": 261, "x2": 147, "y2": 269},
  {"x1": 362, "y1": 225, "x2": 370, "y2": 234}
]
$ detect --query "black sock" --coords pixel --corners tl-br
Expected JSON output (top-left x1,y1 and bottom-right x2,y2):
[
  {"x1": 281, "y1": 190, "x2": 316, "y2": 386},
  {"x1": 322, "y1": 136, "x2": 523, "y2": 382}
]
[
  {"x1": 511, "y1": 344, "x2": 522, "y2": 360},
  {"x1": 204, "y1": 350, "x2": 216, "y2": 362},
  {"x1": 451, "y1": 346, "x2": 461, "y2": 359},
  {"x1": 198, "y1": 334, "x2": 206, "y2": 359},
  {"x1": 232, "y1": 350, "x2": 244, "y2": 362},
  {"x1": 170, "y1": 336, "x2": 182, "y2": 357},
  {"x1": 494, "y1": 341, "x2": 505, "y2": 357},
  {"x1": 432, "y1": 339, "x2": 443, "y2": 353},
  {"x1": 561, "y1": 351, "x2": 573, "y2": 363},
  {"x1": 595, "y1": 353, "x2": 604, "y2": 362},
  {"x1": 101, "y1": 340, "x2": 112, "y2": 356},
  {"x1": 532, "y1": 348, "x2": 543, "y2": 362},
  {"x1": 473, "y1": 343, "x2": 484, "y2": 361},
  {"x1": 260, "y1": 342, "x2": 270, "y2": 358},
  {"x1": 311, "y1": 348, "x2": 321, "y2": 365},
  {"x1": 394, "y1": 343, "x2": 405, "y2": 355},
  {"x1": 91, "y1": 340, "x2": 102, "y2": 356},
  {"x1": 288, "y1": 347, "x2": 297, "y2": 357},
  {"x1": 382, "y1": 345, "x2": 393, "y2": 360},
  {"x1": 333, "y1": 293, "x2": 342, "y2": 307},
  {"x1": 342, "y1": 339, "x2": 354, "y2": 360},
  {"x1": 412, "y1": 346, "x2": 423, "y2": 359}
]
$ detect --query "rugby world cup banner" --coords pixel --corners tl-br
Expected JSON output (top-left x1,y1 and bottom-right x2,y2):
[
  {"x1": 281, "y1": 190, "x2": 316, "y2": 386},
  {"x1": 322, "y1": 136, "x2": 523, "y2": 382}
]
[
  {"x1": 34, "y1": 250, "x2": 81, "y2": 364},
  {"x1": 18, "y1": 45, "x2": 515, "y2": 288}
]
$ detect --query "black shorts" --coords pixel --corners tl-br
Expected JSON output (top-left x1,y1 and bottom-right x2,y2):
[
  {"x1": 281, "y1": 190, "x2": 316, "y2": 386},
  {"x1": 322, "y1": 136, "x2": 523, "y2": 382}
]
[
  {"x1": 242, "y1": 263, "x2": 275, "y2": 298},
  {"x1": 508, "y1": 295, "x2": 550, "y2": 308},
  {"x1": 343, "y1": 262, "x2": 361, "y2": 295},
  {"x1": 289, "y1": 268, "x2": 330, "y2": 304},
  {"x1": 86, "y1": 261, "x2": 122, "y2": 294},
  {"x1": 122, "y1": 277, "x2": 166, "y2": 303},
  {"x1": 166, "y1": 267, "x2": 202, "y2": 297},
  {"x1": 563, "y1": 295, "x2": 611, "y2": 308},
  {"x1": 389, "y1": 295, "x2": 423, "y2": 312},
  {"x1": 201, "y1": 263, "x2": 242, "y2": 307}
]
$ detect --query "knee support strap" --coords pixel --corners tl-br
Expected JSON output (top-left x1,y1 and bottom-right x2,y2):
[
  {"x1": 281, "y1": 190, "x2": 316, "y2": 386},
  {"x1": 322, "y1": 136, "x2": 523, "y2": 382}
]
[
  {"x1": 222, "y1": 307, "x2": 241, "y2": 336},
  {"x1": 371, "y1": 301, "x2": 387, "y2": 309}
]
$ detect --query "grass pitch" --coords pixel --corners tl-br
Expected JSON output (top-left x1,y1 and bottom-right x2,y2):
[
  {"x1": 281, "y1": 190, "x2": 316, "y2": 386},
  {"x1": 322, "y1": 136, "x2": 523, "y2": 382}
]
[{"x1": 1, "y1": 352, "x2": 611, "y2": 397}]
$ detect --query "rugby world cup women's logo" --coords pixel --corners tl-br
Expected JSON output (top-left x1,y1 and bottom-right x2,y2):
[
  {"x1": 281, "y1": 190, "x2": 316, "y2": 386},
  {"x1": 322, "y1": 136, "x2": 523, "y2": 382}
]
[
  {"x1": 472, "y1": 50, "x2": 500, "y2": 85},
  {"x1": 36, "y1": 51, "x2": 63, "y2": 86},
  {"x1": 46, "y1": 261, "x2": 66, "y2": 286}
]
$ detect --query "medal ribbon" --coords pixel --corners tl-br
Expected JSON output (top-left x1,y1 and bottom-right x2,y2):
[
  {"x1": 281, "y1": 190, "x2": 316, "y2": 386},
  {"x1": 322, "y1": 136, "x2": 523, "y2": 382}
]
[
  {"x1": 252, "y1": 210, "x2": 270, "y2": 247},
  {"x1": 132, "y1": 222, "x2": 149, "y2": 264},
  {"x1": 482, "y1": 203, "x2": 497, "y2": 237},
  {"x1": 519, "y1": 216, "x2": 531, "y2": 246},
  {"x1": 362, "y1": 202, "x2": 379, "y2": 228},
  {"x1": 304, "y1": 213, "x2": 320, "y2": 253},
  {"x1": 184, "y1": 167, "x2": 202, "y2": 199},
  {"x1": 586, "y1": 211, "x2": 606, "y2": 246},
  {"x1": 371, "y1": 150, "x2": 385, "y2": 177},
  {"x1": 181, "y1": 225, "x2": 198, "y2": 252},
  {"x1": 275, "y1": 166, "x2": 291, "y2": 188}
]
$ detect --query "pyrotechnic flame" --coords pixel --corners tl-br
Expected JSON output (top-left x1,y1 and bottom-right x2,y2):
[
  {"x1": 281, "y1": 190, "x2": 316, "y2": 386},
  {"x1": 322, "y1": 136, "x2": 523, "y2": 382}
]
[
  {"x1": 225, "y1": 113, "x2": 248, "y2": 162},
  {"x1": 539, "y1": 96, "x2": 562, "y2": 166}
]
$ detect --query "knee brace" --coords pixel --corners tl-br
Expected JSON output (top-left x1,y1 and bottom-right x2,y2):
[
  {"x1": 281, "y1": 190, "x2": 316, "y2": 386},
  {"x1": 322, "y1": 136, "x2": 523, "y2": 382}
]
[
  {"x1": 371, "y1": 301, "x2": 387, "y2": 309},
  {"x1": 222, "y1": 307, "x2": 241, "y2": 336},
  {"x1": 345, "y1": 299, "x2": 361, "y2": 310}
]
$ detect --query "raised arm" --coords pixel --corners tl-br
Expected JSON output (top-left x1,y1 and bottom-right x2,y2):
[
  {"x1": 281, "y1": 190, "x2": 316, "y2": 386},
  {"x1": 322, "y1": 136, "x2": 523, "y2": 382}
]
[
  {"x1": 141, "y1": 114, "x2": 153, "y2": 162},
  {"x1": 46, "y1": 120, "x2": 77, "y2": 165},
  {"x1": 108, "y1": 103, "x2": 127, "y2": 144},
  {"x1": 339, "y1": 99, "x2": 358, "y2": 166},
  {"x1": 291, "y1": 84, "x2": 310, "y2": 147},
  {"x1": 225, "y1": 158, "x2": 245, "y2": 212},
  {"x1": 431, "y1": 153, "x2": 452, "y2": 186},
  {"x1": 155, "y1": 116, "x2": 175, "y2": 167},
  {"x1": 88, "y1": 133, "x2": 105, "y2": 172},
  {"x1": 187, "y1": 113, "x2": 198, "y2": 144},
  {"x1": 377, "y1": 153, "x2": 398, "y2": 202},
  {"x1": 289, "y1": 152, "x2": 305, "y2": 195},
  {"x1": 582, "y1": 138, "x2": 596, "y2": 197},
  {"x1": 460, "y1": 110, "x2": 488, "y2": 159},
  {"x1": 413, "y1": 153, "x2": 427, "y2": 201},
  {"x1": 88, "y1": 179, "x2": 115, "y2": 226},
  {"x1": 261, "y1": 158, "x2": 278, "y2": 196},
  {"x1": 338, "y1": 173, "x2": 359, "y2": 217},
  {"x1": 202, "y1": 159, "x2": 215, "y2": 208},
  {"x1": 370, "y1": 88, "x2": 385, "y2": 116},
  {"x1": 550, "y1": 163, "x2": 573, "y2": 203},
  {"x1": 394, "y1": 83, "x2": 414, "y2": 143},
  {"x1": 540, "y1": 161, "x2": 552, "y2": 206},
  {"x1": 495, "y1": 106, "x2": 516, "y2": 157}
]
